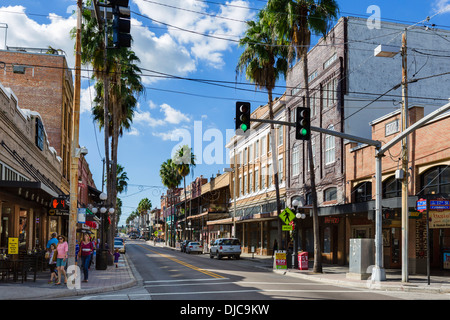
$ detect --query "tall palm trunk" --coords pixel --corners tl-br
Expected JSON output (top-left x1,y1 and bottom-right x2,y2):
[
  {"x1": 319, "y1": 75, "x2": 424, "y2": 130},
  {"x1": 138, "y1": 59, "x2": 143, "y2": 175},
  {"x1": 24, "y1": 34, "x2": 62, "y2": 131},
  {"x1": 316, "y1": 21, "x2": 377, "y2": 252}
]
[
  {"x1": 267, "y1": 90, "x2": 283, "y2": 250},
  {"x1": 302, "y1": 52, "x2": 322, "y2": 273}
]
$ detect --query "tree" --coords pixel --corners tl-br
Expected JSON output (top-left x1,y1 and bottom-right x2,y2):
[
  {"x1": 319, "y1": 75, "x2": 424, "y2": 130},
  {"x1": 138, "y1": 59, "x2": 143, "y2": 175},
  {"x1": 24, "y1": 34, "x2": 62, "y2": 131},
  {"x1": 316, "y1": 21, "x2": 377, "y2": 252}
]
[
  {"x1": 159, "y1": 159, "x2": 182, "y2": 247},
  {"x1": 267, "y1": 0, "x2": 339, "y2": 273},
  {"x1": 71, "y1": 1, "x2": 143, "y2": 253},
  {"x1": 236, "y1": 8, "x2": 288, "y2": 251},
  {"x1": 173, "y1": 145, "x2": 196, "y2": 240},
  {"x1": 138, "y1": 198, "x2": 152, "y2": 238}
]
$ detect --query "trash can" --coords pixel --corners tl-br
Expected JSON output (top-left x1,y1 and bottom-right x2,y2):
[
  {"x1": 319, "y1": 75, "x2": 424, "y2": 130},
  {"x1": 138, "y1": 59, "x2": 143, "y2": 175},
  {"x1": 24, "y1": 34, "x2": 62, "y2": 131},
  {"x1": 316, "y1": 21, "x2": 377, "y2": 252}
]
[
  {"x1": 96, "y1": 249, "x2": 108, "y2": 270},
  {"x1": 298, "y1": 251, "x2": 308, "y2": 270}
]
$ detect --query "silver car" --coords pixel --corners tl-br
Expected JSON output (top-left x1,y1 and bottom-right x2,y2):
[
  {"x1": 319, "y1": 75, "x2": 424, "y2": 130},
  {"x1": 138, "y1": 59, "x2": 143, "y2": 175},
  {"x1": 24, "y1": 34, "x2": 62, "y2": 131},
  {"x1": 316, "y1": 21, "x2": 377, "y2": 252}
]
[
  {"x1": 186, "y1": 242, "x2": 203, "y2": 254},
  {"x1": 210, "y1": 238, "x2": 241, "y2": 260}
]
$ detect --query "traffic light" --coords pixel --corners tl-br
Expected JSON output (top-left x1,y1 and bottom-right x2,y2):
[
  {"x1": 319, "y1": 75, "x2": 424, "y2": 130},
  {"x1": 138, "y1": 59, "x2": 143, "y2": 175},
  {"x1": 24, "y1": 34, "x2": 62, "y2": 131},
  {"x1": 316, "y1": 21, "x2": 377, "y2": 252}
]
[
  {"x1": 236, "y1": 101, "x2": 251, "y2": 133},
  {"x1": 295, "y1": 107, "x2": 311, "y2": 140},
  {"x1": 110, "y1": 0, "x2": 131, "y2": 48}
]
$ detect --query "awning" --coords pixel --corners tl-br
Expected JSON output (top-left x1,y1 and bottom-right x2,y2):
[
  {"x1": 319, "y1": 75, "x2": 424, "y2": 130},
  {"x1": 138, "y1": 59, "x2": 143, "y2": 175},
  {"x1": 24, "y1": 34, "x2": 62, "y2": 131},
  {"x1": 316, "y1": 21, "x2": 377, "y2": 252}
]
[
  {"x1": 0, "y1": 180, "x2": 59, "y2": 204},
  {"x1": 0, "y1": 140, "x2": 66, "y2": 199}
]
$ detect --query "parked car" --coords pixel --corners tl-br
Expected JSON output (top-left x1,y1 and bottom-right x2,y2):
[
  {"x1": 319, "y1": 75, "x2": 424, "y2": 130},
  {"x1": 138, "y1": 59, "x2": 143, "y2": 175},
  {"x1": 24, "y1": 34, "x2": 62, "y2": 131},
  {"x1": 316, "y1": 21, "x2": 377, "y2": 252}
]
[
  {"x1": 129, "y1": 234, "x2": 138, "y2": 239},
  {"x1": 186, "y1": 241, "x2": 203, "y2": 254},
  {"x1": 181, "y1": 239, "x2": 192, "y2": 253},
  {"x1": 114, "y1": 238, "x2": 126, "y2": 254},
  {"x1": 210, "y1": 238, "x2": 241, "y2": 259}
]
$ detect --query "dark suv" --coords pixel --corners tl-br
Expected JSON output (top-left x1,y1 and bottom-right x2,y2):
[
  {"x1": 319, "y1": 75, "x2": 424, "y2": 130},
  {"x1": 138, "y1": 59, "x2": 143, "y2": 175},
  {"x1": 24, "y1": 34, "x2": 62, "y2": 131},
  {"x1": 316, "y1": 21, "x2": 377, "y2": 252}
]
[{"x1": 181, "y1": 239, "x2": 192, "y2": 253}]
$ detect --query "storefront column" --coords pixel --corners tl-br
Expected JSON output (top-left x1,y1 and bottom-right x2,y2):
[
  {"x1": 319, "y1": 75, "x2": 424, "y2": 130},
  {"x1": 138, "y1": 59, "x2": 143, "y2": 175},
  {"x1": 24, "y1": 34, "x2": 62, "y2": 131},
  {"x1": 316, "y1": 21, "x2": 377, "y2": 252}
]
[
  {"x1": 260, "y1": 221, "x2": 263, "y2": 255},
  {"x1": 28, "y1": 208, "x2": 34, "y2": 250},
  {"x1": 13, "y1": 204, "x2": 20, "y2": 238}
]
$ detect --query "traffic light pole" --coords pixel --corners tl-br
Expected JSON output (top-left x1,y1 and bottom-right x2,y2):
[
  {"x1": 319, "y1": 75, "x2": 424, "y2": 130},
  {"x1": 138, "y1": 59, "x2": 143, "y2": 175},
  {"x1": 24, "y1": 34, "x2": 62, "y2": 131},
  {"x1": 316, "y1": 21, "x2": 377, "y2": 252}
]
[{"x1": 68, "y1": 0, "x2": 83, "y2": 268}]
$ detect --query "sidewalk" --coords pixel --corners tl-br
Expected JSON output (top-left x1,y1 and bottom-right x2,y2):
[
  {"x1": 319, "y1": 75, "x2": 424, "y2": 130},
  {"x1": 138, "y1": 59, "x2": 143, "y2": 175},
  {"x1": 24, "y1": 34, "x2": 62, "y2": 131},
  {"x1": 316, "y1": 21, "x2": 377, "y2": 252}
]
[
  {"x1": 0, "y1": 254, "x2": 137, "y2": 300},
  {"x1": 240, "y1": 251, "x2": 450, "y2": 295}
]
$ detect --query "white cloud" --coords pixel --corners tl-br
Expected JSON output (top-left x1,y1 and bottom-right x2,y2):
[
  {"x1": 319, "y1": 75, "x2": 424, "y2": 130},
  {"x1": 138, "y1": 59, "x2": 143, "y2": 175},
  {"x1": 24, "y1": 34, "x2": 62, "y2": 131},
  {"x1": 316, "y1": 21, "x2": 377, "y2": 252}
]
[
  {"x1": 152, "y1": 127, "x2": 188, "y2": 141},
  {"x1": 0, "y1": 6, "x2": 77, "y2": 68},
  {"x1": 160, "y1": 103, "x2": 190, "y2": 124},
  {"x1": 133, "y1": 0, "x2": 253, "y2": 68},
  {"x1": 133, "y1": 101, "x2": 190, "y2": 127},
  {"x1": 433, "y1": 0, "x2": 450, "y2": 13}
]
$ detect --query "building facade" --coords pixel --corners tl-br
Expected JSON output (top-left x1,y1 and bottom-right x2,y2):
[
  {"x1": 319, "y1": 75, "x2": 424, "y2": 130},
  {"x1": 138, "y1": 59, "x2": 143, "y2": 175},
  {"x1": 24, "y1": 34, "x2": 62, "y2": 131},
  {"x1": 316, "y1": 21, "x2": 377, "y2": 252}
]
[
  {"x1": 0, "y1": 81, "x2": 64, "y2": 252},
  {"x1": 0, "y1": 48, "x2": 74, "y2": 194},
  {"x1": 285, "y1": 16, "x2": 450, "y2": 265},
  {"x1": 225, "y1": 96, "x2": 287, "y2": 255}
]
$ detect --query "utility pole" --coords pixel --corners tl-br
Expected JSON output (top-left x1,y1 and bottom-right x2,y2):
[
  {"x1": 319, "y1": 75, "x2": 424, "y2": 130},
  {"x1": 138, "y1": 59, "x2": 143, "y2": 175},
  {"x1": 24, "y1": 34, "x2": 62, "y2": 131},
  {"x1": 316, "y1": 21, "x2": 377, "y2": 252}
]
[
  {"x1": 401, "y1": 29, "x2": 409, "y2": 283},
  {"x1": 68, "y1": 0, "x2": 83, "y2": 268}
]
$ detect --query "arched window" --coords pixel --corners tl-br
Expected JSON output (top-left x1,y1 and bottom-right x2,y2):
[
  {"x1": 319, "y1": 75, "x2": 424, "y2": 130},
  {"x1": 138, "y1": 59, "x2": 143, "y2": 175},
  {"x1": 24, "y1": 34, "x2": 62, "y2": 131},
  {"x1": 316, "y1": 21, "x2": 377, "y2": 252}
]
[
  {"x1": 325, "y1": 125, "x2": 335, "y2": 164},
  {"x1": 382, "y1": 176, "x2": 401, "y2": 198},
  {"x1": 324, "y1": 187, "x2": 337, "y2": 202},
  {"x1": 353, "y1": 181, "x2": 372, "y2": 202},
  {"x1": 420, "y1": 165, "x2": 450, "y2": 195}
]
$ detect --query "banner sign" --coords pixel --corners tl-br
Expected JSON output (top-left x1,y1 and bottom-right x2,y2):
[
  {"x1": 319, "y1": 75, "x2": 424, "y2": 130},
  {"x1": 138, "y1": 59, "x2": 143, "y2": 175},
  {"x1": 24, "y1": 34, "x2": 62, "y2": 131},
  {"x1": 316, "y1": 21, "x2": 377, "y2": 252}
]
[
  {"x1": 274, "y1": 250, "x2": 287, "y2": 270},
  {"x1": 429, "y1": 211, "x2": 450, "y2": 229}
]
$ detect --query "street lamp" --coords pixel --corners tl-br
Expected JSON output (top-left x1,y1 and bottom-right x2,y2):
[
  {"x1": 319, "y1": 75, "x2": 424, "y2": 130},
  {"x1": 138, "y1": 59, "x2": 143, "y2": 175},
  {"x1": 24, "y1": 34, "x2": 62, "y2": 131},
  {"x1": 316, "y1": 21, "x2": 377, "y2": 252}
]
[
  {"x1": 91, "y1": 192, "x2": 115, "y2": 270},
  {"x1": 292, "y1": 199, "x2": 306, "y2": 269}
]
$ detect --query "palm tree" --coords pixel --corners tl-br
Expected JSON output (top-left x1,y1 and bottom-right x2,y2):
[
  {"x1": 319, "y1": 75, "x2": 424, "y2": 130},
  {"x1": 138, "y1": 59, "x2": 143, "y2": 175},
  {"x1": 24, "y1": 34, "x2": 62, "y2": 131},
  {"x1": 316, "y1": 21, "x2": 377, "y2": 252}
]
[
  {"x1": 267, "y1": 0, "x2": 339, "y2": 273},
  {"x1": 173, "y1": 145, "x2": 196, "y2": 240},
  {"x1": 71, "y1": 1, "x2": 143, "y2": 233},
  {"x1": 138, "y1": 198, "x2": 152, "y2": 238},
  {"x1": 159, "y1": 159, "x2": 183, "y2": 247},
  {"x1": 236, "y1": 8, "x2": 289, "y2": 251}
]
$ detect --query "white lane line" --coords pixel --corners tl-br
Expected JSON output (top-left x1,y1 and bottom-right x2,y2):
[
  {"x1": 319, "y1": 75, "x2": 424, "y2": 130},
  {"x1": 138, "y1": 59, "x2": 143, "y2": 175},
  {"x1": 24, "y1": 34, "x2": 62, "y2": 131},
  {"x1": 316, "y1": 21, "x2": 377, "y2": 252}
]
[
  {"x1": 144, "y1": 281, "x2": 331, "y2": 288},
  {"x1": 147, "y1": 289, "x2": 377, "y2": 297}
]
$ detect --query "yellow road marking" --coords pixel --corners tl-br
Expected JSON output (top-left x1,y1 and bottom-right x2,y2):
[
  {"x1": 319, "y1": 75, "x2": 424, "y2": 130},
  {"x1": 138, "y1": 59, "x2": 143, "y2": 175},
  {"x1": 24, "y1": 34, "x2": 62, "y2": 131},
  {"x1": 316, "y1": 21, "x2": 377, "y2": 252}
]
[{"x1": 136, "y1": 244, "x2": 224, "y2": 279}]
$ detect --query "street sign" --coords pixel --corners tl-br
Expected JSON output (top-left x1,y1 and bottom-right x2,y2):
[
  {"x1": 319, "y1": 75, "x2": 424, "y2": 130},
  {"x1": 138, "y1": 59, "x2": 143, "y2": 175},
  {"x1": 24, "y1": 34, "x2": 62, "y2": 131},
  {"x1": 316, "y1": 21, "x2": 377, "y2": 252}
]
[
  {"x1": 416, "y1": 199, "x2": 427, "y2": 212},
  {"x1": 282, "y1": 225, "x2": 293, "y2": 231},
  {"x1": 8, "y1": 237, "x2": 18, "y2": 255},
  {"x1": 48, "y1": 209, "x2": 69, "y2": 216},
  {"x1": 279, "y1": 208, "x2": 295, "y2": 225},
  {"x1": 430, "y1": 200, "x2": 450, "y2": 210}
]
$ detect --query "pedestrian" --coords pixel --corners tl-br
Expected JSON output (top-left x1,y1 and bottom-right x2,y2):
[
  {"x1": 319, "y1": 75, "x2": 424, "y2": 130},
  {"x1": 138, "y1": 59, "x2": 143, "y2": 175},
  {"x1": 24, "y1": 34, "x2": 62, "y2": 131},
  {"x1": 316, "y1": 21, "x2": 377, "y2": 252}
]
[
  {"x1": 78, "y1": 233, "x2": 94, "y2": 282},
  {"x1": 55, "y1": 235, "x2": 68, "y2": 285},
  {"x1": 48, "y1": 243, "x2": 57, "y2": 284},
  {"x1": 46, "y1": 233, "x2": 58, "y2": 250},
  {"x1": 113, "y1": 248, "x2": 120, "y2": 268}
]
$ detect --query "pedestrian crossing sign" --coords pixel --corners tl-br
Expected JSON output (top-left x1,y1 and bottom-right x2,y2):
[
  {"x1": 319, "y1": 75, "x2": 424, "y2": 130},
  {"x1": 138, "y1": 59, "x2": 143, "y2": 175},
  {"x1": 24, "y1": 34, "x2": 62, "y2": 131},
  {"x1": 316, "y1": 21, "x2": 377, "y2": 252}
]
[{"x1": 279, "y1": 208, "x2": 295, "y2": 225}]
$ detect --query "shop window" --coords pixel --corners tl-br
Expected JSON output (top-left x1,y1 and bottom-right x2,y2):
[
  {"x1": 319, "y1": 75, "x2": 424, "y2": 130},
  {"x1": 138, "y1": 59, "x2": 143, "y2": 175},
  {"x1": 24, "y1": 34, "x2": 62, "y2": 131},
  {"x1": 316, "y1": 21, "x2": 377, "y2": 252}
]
[
  {"x1": 420, "y1": 165, "x2": 450, "y2": 195},
  {"x1": 382, "y1": 176, "x2": 401, "y2": 198},
  {"x1": 353, "y1": 181, "x2": 372, "y2": 202}
]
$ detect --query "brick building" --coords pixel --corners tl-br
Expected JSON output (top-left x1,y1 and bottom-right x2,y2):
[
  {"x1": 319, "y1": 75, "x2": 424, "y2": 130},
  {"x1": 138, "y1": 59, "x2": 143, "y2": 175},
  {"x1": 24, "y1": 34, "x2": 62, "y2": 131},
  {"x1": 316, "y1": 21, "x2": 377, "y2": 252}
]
[
  {"x1": 345, "y1": 106, "x2": 450, "y2": 273},
  {"x1": 225, "y1": 96, "x2": 287, "y2": 255},
  {"x1": 0, "y1": 48, "x2": 74, "y2": 194},
  {"x1": 0, "y1": 81, "x2": 65, "y2": 251},
  {"x1": 286, "y1": 16, "x2": 450, "y2": 265}
]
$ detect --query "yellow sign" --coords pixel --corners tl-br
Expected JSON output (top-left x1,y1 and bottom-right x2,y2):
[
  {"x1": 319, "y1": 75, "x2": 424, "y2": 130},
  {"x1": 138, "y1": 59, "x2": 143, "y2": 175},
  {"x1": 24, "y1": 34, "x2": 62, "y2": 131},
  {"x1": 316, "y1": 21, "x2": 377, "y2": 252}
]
[
  {"x1": 274, "y1": 251, "x2": 287, "y2": 270},
  {"x1": 8, "y1": 237, "x2": 18, "y2": 255},
  {"x1": 282, "y1": 225, "x2": 293, "y2": 231},
  {"x1": 279, "y1": 208, "x2": 296, "y2": 225}
]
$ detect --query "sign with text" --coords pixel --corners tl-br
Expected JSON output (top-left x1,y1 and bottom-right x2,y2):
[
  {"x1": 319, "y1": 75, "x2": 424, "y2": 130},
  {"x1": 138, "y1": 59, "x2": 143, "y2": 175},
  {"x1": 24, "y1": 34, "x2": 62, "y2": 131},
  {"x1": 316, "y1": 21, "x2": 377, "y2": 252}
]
[
  {"x1": 429, "y1": 211, "x2": 450, "y2": 229},
  {"x1": 274, "y1": 250, "x2": 287, "y2": 270},
  {"x1": 8, "y1": 237, "x2": 18, "y2": 255}
]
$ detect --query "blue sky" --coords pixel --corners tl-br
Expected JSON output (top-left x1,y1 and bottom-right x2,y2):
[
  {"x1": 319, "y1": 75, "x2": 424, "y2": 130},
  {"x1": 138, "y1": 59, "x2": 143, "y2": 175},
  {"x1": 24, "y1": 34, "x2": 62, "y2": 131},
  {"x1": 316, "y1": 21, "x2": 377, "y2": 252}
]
[{"x1": 0, "y1": 0, "x2": 449, "y2": 225}]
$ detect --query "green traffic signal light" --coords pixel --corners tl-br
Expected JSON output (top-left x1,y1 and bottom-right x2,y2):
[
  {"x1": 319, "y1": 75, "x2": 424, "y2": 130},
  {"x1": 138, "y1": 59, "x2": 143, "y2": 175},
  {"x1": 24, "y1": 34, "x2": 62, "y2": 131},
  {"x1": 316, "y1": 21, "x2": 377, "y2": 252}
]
[
  {"x1": 300, "y1": 128, "x2": 308, "y2": 136},
  {"x1": 236, "y1": 101, "x2": 251, "y2": 133}
]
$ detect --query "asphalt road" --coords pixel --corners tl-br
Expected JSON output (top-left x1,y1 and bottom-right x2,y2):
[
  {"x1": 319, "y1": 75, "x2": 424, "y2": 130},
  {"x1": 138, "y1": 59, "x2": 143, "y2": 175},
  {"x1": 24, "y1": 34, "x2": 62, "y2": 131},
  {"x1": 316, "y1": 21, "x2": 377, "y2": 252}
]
[{"x1": 114, "y1": 240, "x2": 401, "y2": 301}]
